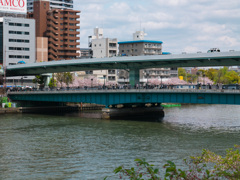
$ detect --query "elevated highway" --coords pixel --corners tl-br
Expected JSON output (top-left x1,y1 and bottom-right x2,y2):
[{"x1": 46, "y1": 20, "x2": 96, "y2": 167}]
[
  {"x1": 4, "y1": 51, "x2": 240, "y2": 86},
  {"x1": 5, "y1": 51, "x2": 240, "y2": 76}
]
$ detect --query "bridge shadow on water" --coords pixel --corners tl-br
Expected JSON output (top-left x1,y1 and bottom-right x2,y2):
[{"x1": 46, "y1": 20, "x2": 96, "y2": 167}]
[{"x1": 28, "y1": 107, "x2": 165, "y2": 122}]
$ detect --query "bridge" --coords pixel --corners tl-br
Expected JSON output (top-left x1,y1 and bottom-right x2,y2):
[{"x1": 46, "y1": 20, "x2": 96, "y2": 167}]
[
  {"x1": 8, "y1": 89, "x2": 240, "y2": 108},
  {"x1": 4, "y1": 51, "x2": 240, "y2": 86}
]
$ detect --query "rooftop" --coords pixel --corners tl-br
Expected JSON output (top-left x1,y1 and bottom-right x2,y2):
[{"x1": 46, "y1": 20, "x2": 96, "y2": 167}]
[{"x1": 118, "y1": 40, "x2": 163, "y2": 44}]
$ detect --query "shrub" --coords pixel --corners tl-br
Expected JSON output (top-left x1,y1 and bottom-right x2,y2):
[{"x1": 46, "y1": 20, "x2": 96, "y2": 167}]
[{"x1": 106, "y1": 145, "x2": 240, "y2": 180}]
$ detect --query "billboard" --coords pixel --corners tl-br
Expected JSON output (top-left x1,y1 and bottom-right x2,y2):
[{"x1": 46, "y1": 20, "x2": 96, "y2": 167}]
[{"x1": 0, "y1": 0, "x2": 26, "y2": 13}]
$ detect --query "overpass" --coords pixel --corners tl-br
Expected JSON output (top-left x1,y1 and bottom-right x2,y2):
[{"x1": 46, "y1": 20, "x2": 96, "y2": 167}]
[
  {"x1": 4, "y1": 51, "x2": 240, "y2": 86},
  {"x1": 8, "y1": 89, "x2": 240, "y2": 108}
]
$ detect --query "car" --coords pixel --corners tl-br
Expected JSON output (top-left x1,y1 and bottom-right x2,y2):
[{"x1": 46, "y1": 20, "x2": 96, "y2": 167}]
[{"x1": 207, "y1": 48, "x2": 220, "y2": 53}]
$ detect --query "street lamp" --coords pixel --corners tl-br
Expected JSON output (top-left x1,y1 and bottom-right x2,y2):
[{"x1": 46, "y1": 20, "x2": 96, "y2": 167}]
[
  {"x1": 103, "y1": 75, "x2": 106, "y2": 88},
  {"x1": 66, "y1": 76, "x2": 69, "y2": 90},
  {"x1": 146, "y1": 73, "x2": 149, "y2": 89},
  {"x1": 203, "y1": 74, "x2": 206, "y2": 86},
  {"x1": 160, "y1": 76, "x2": 163, "y2": 88},
  {"x1": 21, "y1": 77, "x2": 23, "y2": 86}
]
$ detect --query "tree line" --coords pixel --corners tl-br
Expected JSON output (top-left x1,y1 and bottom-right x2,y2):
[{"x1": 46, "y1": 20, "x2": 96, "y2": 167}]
[{"x1": 178, "y1": 67, "x2": 240, "y2": 84}]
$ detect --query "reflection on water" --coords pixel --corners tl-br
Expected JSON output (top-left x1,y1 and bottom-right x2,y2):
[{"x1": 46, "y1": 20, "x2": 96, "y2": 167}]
[{"x1": 0, "y1": 104, "x2": 240, "y2": 179}]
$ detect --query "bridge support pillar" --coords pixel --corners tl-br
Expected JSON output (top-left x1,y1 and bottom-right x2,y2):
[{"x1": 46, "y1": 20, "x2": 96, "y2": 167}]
[
  {"x1": 42, "y1": 73, "x2": 51, "y2": 88},
  {"x1": 129, "y1": 69, "x2": 140, "y2": 87},
  {"x1": 102, "y1": 108, "x2": 110, "y2": 119}
]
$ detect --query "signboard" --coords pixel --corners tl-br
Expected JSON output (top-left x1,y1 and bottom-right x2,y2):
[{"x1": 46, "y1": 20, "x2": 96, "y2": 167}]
[
  {"x1": 0, "y1": 0, "x2": 26, "y2": 13},
  {"x1": 0, "y1": 65, "x2": 3, "y2": 75}
]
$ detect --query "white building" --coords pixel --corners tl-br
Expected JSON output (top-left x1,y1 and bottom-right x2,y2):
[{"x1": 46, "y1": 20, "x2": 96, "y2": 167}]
[
  {"x1": 27, "y1": 0, "x2": 73, "y2": 12},
  {"x1": 0, "y1": 17, "x2": 36, "y2": 86},
  {"x1": 0, "y1": 17, "x2": 35, "y2": 65},
  {"x1": 87, "y1": 28, "x2": 118, "y2": 84}
]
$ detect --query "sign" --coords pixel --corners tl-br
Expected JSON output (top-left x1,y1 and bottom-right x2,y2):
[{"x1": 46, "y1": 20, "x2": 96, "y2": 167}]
[
  {"x1": 179, "y1": 76, "x2": 183, "y2": 80},
  {"x1": 0, "y1": 0, "x2": 26, "y2": 13}
]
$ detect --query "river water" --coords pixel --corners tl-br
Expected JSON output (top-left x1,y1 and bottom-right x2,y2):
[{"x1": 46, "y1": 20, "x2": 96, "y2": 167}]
[{"x1": 0, "y1": 105, "x2": 240, "y2": 179}]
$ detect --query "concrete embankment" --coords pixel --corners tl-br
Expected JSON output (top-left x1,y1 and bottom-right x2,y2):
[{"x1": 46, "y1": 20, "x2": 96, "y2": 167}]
[
  {"x1": 0, "y1": 103, "x2": 105, "y2": 114},
  {"x1": 0, "y1": 108, "x2": 21, "y2": 114}
]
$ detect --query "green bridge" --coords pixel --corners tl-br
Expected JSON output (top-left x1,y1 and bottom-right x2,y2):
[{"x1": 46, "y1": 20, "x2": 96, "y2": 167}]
[{"x1": 8, "y1": 89, "x2": 240, "y2": 108}]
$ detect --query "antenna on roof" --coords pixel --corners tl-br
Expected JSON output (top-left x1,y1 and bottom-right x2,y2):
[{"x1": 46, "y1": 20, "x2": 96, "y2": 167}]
[{"x1": 140, "y1": 20, "x2": 142, "y2": 31}]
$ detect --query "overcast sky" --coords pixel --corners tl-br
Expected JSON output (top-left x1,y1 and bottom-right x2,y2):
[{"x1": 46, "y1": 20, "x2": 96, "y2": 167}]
[{"x1": 74, "y1": 0, "x2": 240, "y2": 54}]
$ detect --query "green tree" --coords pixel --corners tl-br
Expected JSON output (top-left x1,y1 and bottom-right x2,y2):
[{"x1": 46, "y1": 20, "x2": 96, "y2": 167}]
[
  {"x1": 48, "y1": 78, "x2": 57, "y2": 88},
  {"x1": 205, "y1": 68, "x2": 218, "y2": 81},
  {"x1": 32, "y1": 75, "x2": 45, "y2": 89},
  {"x1": 178, "y1": 68, "x2": 187, "y2": 81},
  {"x1": 55, "y1": 72, "x2": 74, "y2": 87},
  {"x1": 109, "y1": 145, "x2": 240, "y2": 180}
]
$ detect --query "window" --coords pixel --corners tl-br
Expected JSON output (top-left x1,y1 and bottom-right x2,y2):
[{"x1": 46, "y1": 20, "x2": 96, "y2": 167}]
[
  {"x1": 9, "y1": 47, "x2": 30, "y2": 51},
  {"x1": 9, "y1": 31, "x2": 30, "y2": 35},
  {"x1": 9, "y1": 55, "x2": 29, "y2": 59}
]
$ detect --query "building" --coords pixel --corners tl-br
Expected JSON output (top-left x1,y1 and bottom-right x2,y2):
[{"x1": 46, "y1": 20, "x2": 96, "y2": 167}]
[
  {"x1": 0, "y1": 16, "x2": 36, "y2": 86},
  {"x1": 27, "y1": 0, "x2": 80, "y2": 62},
  {"x1": 118, "y1": 40, "x2": 163, "y2": 56},
  {"x1": 27, "y1": 0, "x2": 74, "y2": 13},
  {"x1": 118, "y1": 31, "x2": 177, "y2": 84},
  {"x1": 87, "y1": 28, "x2": 118, "y2": 84},
  {"x1": 89, "y1": 28, "x2": 118, "y2": 58},
  {"x1": 80, "y1": 48, "x2": 92, "y2": 59},
  {"x1": 0, "y1": 17, "x2": 36, "y2": 66}
]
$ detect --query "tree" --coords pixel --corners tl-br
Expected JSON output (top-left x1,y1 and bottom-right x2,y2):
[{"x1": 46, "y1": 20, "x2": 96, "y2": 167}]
[
  {"x1": 205, "y1": 68, "x2": 218, "y2": 81},
  {"x1": 108, "y1": 145, "x2": 240, "y2": 180},
  {"x1": 32, "y1": 75, "x2": 45, "y2": 88},
  {"x1": 48, "y1": 78, "x2": 57, "y2": 88},
  {"x1": 55, "y1": 72, "x2": 74, "y2": 87},
  {"x1": 178, "y1": 68, "x2": 187, "y2": 81}
]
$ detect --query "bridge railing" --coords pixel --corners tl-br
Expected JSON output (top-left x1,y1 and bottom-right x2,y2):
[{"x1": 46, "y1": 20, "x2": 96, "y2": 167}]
[{"x1": 7, "y1": 87, "x2": 240, "y2": 94}]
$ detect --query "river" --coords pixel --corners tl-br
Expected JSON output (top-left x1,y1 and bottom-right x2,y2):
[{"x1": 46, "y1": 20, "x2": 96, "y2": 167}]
[{"x1": 0, "y1": 104, "x2": 240, "y2": 179}]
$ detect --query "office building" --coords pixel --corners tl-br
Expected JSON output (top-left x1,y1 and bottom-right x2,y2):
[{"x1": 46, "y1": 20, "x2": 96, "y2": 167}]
[
  {"x1": 0, "y1": 16, "x2": 36, "y2": 86},
  {"x1": 0, "y1": 17, "x2": 35, "y2": 66}
]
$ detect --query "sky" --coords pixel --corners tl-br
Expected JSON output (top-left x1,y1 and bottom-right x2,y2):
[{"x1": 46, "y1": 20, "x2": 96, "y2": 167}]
[{"x1": 74, "y1": 0, "x2": 240, "y2": 54}]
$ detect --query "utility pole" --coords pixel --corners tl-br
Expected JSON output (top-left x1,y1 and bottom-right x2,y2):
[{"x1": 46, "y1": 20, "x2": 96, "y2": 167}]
[{"x1": 3, "y1": 46, "x2": 6, "y2": 94}]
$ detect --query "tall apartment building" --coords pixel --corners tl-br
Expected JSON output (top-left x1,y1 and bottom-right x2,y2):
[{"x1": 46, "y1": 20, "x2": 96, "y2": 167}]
[
  {"x1": 87, "y1": 28, "x2": 118, "y2": 84},
  {"x1": 27, "y1": 0, "x2": 80, "y2": 62},
  {"x1": 27, "y1": 0, "x2": 73, "y2": 12},
  {"x1": 118, "y1": 31, "x2": 177, "y2": 84}
]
